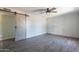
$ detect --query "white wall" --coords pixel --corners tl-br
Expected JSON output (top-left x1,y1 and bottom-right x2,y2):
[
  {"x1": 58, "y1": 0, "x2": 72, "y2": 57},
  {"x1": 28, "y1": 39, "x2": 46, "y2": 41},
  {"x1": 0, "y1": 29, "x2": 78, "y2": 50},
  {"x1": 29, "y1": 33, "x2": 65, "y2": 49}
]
[
  {"x1": 47, "y1": 8, "x2": 79, "y2": 38},
  {"x1": 6, "y1": 8, "x2": 47, "y2": 39},
  {"x1": 0, "y1": 11, "x2": 47, "y2": 40},
  {"x1": 26, "y1": 14, "x2": 47, "y2": 38},
  {"x1": 1, "y1": 7, "x2": 79, "y2": 40}
]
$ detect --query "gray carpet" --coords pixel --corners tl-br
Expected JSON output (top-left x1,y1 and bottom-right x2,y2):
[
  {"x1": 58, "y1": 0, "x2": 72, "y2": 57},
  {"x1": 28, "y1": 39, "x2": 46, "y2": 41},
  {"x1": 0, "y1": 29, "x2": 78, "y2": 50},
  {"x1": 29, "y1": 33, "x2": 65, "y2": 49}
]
[{"x1": 1, "y1": 34, "x2": 79, "y2": 52}]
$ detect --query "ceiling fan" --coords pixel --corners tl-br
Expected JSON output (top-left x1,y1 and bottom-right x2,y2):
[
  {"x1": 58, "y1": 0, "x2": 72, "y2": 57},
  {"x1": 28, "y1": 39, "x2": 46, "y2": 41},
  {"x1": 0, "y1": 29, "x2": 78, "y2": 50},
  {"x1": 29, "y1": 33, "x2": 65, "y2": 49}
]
[{"x1": 33, "y1": 7, "x2": 57, "y2": 14}]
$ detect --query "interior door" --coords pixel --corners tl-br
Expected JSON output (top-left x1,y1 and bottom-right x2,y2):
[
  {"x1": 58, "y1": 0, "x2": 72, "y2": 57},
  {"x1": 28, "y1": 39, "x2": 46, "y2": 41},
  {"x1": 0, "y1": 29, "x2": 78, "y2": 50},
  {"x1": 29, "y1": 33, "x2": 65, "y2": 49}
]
[
  {"x1": 15, "y1": 14, "x2": 26, "y2": 41},
  {"x1": 0, "y1": 12, "x2": 16, "y2": 40}
]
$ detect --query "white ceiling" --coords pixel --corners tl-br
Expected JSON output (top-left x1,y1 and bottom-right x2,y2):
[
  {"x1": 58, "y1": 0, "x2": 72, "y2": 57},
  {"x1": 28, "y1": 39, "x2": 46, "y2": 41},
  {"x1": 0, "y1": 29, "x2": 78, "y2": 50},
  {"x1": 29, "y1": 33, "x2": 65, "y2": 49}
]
[
  {"x1": 7, "y1": 7, "x2": 76, "y2": 14},
  {"x1": 0, "y1": 7, "x2": 78, "y2": 17}
]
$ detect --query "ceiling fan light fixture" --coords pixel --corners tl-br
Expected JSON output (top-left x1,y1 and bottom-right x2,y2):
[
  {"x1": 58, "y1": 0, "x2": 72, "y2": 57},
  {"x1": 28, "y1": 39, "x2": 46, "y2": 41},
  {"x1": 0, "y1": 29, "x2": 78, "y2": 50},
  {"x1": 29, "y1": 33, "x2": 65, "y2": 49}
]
[{"x1": 32, "y1": 7, "x2": 57, "y2": 14}]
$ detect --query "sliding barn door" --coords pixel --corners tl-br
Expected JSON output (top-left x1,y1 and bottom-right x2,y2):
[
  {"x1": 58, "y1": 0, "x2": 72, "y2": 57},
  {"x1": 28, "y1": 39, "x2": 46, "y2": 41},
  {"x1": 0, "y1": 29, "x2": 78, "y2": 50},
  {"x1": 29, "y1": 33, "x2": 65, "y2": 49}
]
[
  {"x1": 0, "y1": 11, "x2": 16, "y2": 40},
  {"x1": 15, "y1": 14, "x2": 26, "y2": 41}
]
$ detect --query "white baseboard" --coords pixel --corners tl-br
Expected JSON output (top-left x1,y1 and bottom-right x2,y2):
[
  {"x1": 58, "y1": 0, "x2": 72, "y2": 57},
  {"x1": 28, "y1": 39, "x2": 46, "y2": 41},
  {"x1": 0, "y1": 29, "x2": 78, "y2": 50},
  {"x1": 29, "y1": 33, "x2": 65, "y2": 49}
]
[
  {"x1": 26, "y1": 32, "x2": 46, "y2": 38},
  {"x1": 48, "y1": 33, "x2": 79, "y2": 39}
]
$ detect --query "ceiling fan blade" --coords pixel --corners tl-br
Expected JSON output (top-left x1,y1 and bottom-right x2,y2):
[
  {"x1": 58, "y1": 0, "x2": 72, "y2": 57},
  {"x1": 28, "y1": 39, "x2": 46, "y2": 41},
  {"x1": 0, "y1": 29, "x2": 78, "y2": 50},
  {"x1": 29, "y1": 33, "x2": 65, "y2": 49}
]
[
  {"x1": 40, "y1": 10, "x2": 57, "y2": 14},
  {"x1": 40, "y1": 11, "x2": 46, "y2": 14},
  {"x1": 32, "y1": 9, "x2": 46, "y2": 12},
  {"x1": 51, "y1": 7, "x2": 56, "y2": 10}
]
